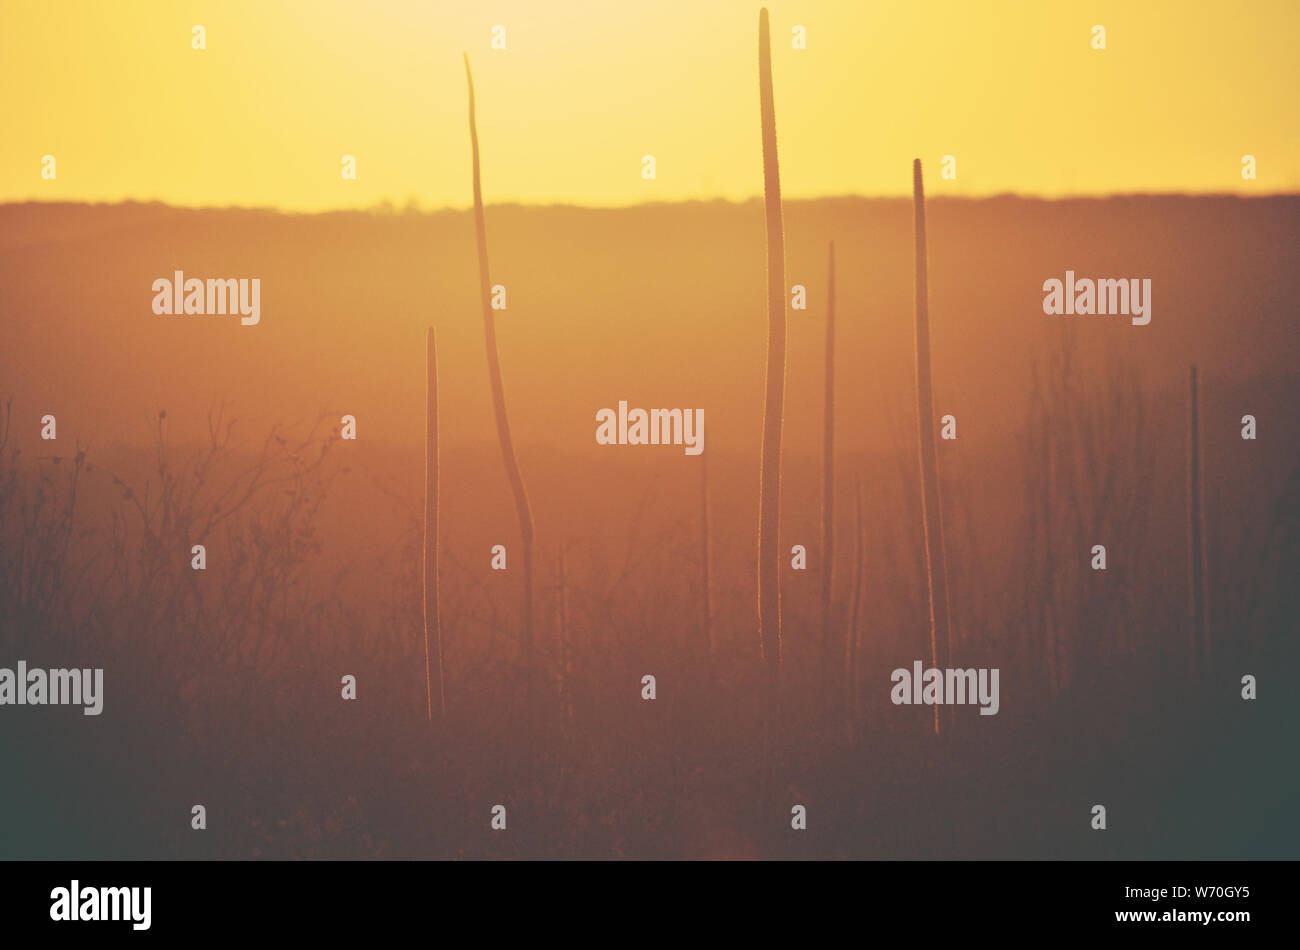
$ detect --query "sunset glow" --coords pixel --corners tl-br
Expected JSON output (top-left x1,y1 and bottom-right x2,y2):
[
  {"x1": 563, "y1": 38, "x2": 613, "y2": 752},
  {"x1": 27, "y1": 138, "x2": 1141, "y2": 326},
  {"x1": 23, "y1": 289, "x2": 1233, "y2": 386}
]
[{"x1": 3, "y1": 0, "x2": 1298, "y2": 210}]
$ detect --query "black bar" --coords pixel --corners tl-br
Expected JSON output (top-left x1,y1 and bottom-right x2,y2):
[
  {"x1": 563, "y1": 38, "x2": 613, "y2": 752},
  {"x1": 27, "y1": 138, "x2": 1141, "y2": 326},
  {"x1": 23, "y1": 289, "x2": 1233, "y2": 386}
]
[{"x1": 0, "y1": 859, "x2": 1283, "y2": 938}]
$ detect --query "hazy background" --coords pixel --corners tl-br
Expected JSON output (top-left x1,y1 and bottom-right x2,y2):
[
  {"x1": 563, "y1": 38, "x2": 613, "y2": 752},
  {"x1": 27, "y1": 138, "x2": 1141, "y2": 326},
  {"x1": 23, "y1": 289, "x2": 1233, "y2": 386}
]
[{"x1": 1, "y1": 196, "x2": 1296, "y2": 859}]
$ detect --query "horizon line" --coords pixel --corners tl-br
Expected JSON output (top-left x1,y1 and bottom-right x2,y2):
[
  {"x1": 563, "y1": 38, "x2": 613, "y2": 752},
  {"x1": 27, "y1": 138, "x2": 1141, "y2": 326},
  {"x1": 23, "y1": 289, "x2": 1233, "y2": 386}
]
[{"x1": 4, "y1": 190, "x2": 1298, "y2": 217}]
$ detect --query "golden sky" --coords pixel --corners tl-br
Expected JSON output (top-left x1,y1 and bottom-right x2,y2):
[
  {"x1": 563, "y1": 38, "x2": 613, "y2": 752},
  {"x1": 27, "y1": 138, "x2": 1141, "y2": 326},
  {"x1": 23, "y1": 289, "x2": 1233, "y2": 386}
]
[{"x1": 3, "y1": 0, "x2": 1297, "y2": 210}]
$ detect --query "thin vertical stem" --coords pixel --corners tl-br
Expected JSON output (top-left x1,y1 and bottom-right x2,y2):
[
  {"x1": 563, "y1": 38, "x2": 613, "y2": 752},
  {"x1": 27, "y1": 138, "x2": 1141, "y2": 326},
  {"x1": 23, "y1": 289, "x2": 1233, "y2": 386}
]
[
  {"x1": 821, "y1": 241, "x2": 836, "y2": 704},
  {"x1": 423, "y1": 327, "x2": 444, "y2": 720},
  {"x1": 1044, "y1": 420, "x2": 1058, "y2": 697},
  {"x1": 701, "y1": 452, "x2": 712, "y2": 662},
  {"x1": 757, "y1": 5, "x2": 787, "y2": 788},
  {"x1": 465, "y1": 54, "x2": 537, "y2": 716},
  {"x1": 556, "y1": 548, "x2": 571, "y2": 720},
  {"x1": 912, "y1": 159, "x2": 953, "y2": 737},
  {"x1": 846, "y1": 480, "x2": 864, "y2": 746},
  {"x1": 1188, "y1": 366, "x2": 1209, "y2": 670}
]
